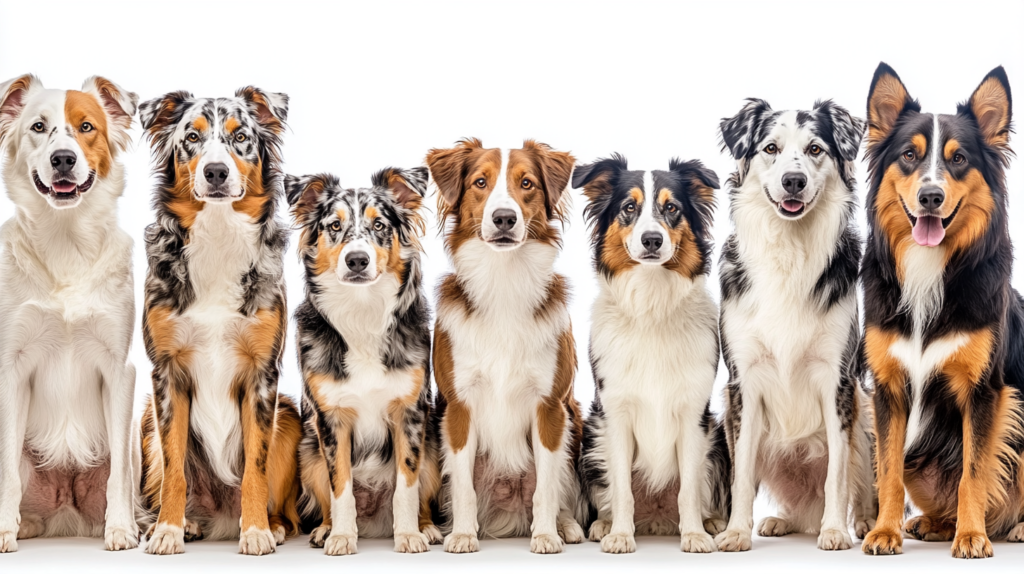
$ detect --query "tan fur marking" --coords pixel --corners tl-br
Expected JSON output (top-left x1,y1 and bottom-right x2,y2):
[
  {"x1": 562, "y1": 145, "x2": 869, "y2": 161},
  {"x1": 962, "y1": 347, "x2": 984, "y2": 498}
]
[
  {"x1": 537, "y1": 329, "x2": 577, "y2": 451},
  {"x1": 433, "y1": 327, "x2": 471, "y2": 452},
  {"x1": 225, "y1": 117, "x2": 240, "y2": 133},
  {"x1": 267, "y1": 399, "x2": 302, "y2": 537},
  {"x1": 864, "y1": 326, "x2": 908, "y2": 542},
  {"x1": 387, "y1": 367, "x2": 426, "y2": 487},
  {"x1": 65, "y1": 90, "x2": 113, "y2": 178},
  {"x1": 192, "y1": 116, "x2": 208, "y2": 132},
  {"x1": 868, "y1": 73, "x2": 911, "y2": 144},
  {"x1": 912, "y1": 134, "x2": 927, "y2": 158},
  {"x1": 944, "y1": 139, "x2": 960, "y2": 160},
  {"x1": 601, "y1": 220, "x2": 638, "y2": 276}
]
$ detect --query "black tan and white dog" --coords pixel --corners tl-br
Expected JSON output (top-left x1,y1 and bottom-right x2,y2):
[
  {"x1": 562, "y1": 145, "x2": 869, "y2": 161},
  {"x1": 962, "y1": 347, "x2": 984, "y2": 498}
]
[
  {"x1": 574, "y1": 155, "x2": 731, "y2": 553},
  {"x1": 0, "y1": 75, "x2": 138, "y2": 552},
  {"x1": 861, "y1": 64, "x2": 1024, "y2": 558},
  {"x1": 135, "y1": 88, "x2": 302, "y2": 555},
  {"x1": 285, "y1": 168, "x2": 442, "y2": 555},
  {"x1": 714, "y1": 99, "x2": 876, "y2": 551},
  {"x1": 426, "y1": 139, "x2": 585, "y2": 553}
]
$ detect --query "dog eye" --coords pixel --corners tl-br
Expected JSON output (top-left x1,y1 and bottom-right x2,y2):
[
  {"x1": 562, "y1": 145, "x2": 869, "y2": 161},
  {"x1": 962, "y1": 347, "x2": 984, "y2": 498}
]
[
  {"x1": 665, "y1": 203, "x2": 677, "y2": 213},
  {"x1": 81, "y1": 122, "x2": 93, "y2": 133},
  {"x1": 521, "y1": 178, "x2": 533, "y2": 190},
  {"x1": 31, "y1": 122, "x2": 45, "y2": 133},
  {"x1": 902, "y1": 150, "x2": 916, "y2": 161},
  {"x1": 234, "y1": 133, "x2": 247, "y2": 143},
  {"x1": 187, "y1": 133, "x2": 199, "y2": 143},
  {"x1": 474, "y1": 178, "x2": 487, "y2": 188},
  {"x1": 952, "y1": 153, "x2": 966, "y2": 165},
  {"x1": 764, "y1": 143, "x2": 778, "y2": 154},
  {"x1": 373, "y1": 220, "x2": 385, "y2": 232},
  {"x1": 624, "y1": 202, "x2": 636, "y2": 214},
  {"x1": 809, "y1": 144, "x2": 822, "y2": 156},
  {"x1": 329, "y1": 221, "x2": 341, "y2": 232}
]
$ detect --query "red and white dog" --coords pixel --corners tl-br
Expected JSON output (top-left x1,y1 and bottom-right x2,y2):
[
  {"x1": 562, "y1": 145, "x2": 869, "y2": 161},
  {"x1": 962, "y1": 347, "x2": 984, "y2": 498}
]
[{"x1": 0, "y1": 75, "x2": 139, "y2": 552}]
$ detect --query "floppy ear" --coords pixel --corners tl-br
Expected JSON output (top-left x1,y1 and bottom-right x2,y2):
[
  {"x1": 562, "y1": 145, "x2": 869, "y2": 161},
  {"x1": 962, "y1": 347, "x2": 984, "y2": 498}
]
[
  {"x1": 574, "y1": 153, "x2": 627, "y2": 222},
  {"x1": 964, "y1": 66, "x2": 1012, "y2": 155},
  {"x1": 236, "y1": 86, "x2": 289, "y2": 134},
  {"x1": 668, "y1": 158, "x2": 718, "y2": 237},
  {"x1": 426, "y1": 140, "x2": 477, "y2": 208},
  {"x1": 284, "y1": 173, "x2": 330, "y2": 226},
  {"x1": 529, "y1": 140, "x2": 575, "y2": 219},
  {"x1": 719, "y1": 98, "x2": 774, "y2": 160},
  {"x1": 373, "y1": 166, "x2": 429, "y2": 211},
  {"x1": 815, "y1": 99, "x2": 865, "y2": 163},
  {"x1": 0, "y1": 74, "x2": 42, "y2": 147},
  {"x1": 138, "y1": 90, "x2": 193, "y2": 161},
  {"x1": 866, "y1": 62, "x2": 914, "y2": 145},
  {"x1": 81, "y1": 76, "x2": 138, "y2": 153}
]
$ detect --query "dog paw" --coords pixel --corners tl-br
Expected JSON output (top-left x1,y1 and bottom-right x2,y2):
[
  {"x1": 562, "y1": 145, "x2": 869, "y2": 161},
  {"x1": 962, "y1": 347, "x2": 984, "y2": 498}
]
[
  {"x1": 588, "y1": 519, "x2": 611, "y2": 542},
  {"x1": 951, "y1": 531, "x2": 992, "y2": 559},
  {"x1": 903, "y1": 515, "x2": 955, "y2": 542},
  {"x1": 0, "y1": 530, "x2": 18, "y2": 553},
  {"x1": 238, "y1": 527, "x2": 276, "y2": 556},
  {"x1": 715, "y1": 528, "x2": 751, "y2": 552},
  {"x1": 855, "y1": 518, "x2": 875, "y2": 539},
  {"x1": 862, "y1": 528, "x2": 902, "y2": 555},
  {"x1": 1007, "y1": 522, "x2": 1024, "y2": 542},
  {"x1": 703, "y1": 517, "x2": 727, "y2": 536},
  {"x1": 757, "y1": 516, "x2": 791, "y2": 537},
  {"x1": 183, "y1": 519, "x2": 203, "y2": 542},
  {"x1": 17, "y1": 516, "x2": 43, "y2": 540},
  {"x1": 558, "y1": 518, "x2": 585, "y2": 544},
  {"x1": 681, "y1": 531, "x2": 715, "y2": 553},
  {"x1": 600, "y1": 532, "x2": 635, "y2": 554},
  {"x1": 421, "y1": 523, "x2": 443, "y2": 544},
  {"x1": 271, "y1": 524, "x2": 286, "y2": 545},
  {"x1": 818, "y1": 528, "x2": 852, "y2": 551},
  {"x1": 309, "y1": 525, "x2": 331, "y2": 548},
  {"x1": 145, "y1": 524, "x2": 184, "y2": 555},
  {"x1": 444, "y1": 532, "x2": 479, "y2": 553},
  {"x1": 323, "y1": 532, "x2": 358, "y2": 556},
  {"x1": 104, "y1": 524, "x2": 139, "y2": 551},
  {"x1": 531, "y1": 532, "x2": 564, "y2": 554},
  {"x1": 394, "y1": 531, "x2": 430, "y2": 553}
]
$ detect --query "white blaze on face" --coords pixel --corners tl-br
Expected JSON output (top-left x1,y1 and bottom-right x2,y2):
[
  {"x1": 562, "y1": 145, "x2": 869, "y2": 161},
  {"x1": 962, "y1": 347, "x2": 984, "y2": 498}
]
[
  {"x1": 481, "y1": 148, "x2": 525, "y2": 249},
  {"x1": 191, "y1": 111, "x2": 243, "y2": 201},
  {"x1": 758, "y1": 111, "x2": 831, "y2": 219},
  {"x1": 626, "y1": 171, "x2": 670, "y2": 264},
  {"x1": 926, "y1": 114, "x2": 944, "y2": 185}
]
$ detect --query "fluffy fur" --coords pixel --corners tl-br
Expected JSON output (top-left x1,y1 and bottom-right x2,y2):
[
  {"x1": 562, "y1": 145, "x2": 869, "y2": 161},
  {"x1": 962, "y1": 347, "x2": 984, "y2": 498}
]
[
  {"x1": 286, "y1": 168, "x2": 443, "y2": 555},
  {"x1": 574, "y1": 154, "x2": 731, "y2": 554},
  {"x1": 714, "y1": 99, "x2": 876, "y2": 552},
  {"x1": 860, "y1": 63, "x2": 1024, "y2": 559},
  {"x1": 0, "y1": 74, "x2": 139, "y2": 552},
  {"x1": 135, "y1": 87, "x2": 301, "y2": 555},
  {"x1": 426, "y1": 139, "x2": 585, "y2": 554}
]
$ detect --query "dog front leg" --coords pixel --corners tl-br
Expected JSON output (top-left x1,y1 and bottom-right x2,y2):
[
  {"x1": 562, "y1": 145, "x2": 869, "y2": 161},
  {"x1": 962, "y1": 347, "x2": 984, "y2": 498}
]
[
  {"x1": 598, "y1": 411, "x2": 635, "y2": 553},
  {"x1": 0, "y1": 367, "x2": 31, "y2": 552},
  {"x1": 101, "y1": 359, "x2": 139, "y2": 551},
  {"x1": 818, "y1": 375, "x2": 853, "y2": 551},
  {"x1": 388, "y1": 372, "x2": 430, "y2": 554},
  {"x1": 322, "y1": 412, "x2": 357, "y2": 556},
  {"x1": 715, "y1": 383, "x2": 764, "y2": 552},
  {"x1": 146, "y1": 377, "x2": 191, "y2": 555},
  {"x1": 532, "y1": 400, "x2": 569, "y2": 554},
  {"x1": 237, "y1": 386, "x2": 277, "y2": 556},
  {"x1": 678, "y1": 415, "x2": 714, "y2": 553}
]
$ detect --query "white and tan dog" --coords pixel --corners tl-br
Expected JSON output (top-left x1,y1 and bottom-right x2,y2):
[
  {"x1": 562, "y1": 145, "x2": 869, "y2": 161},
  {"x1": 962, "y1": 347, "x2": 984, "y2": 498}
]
[{"x1": 0, "y1": 74, "x2": 139, "y2": 552}]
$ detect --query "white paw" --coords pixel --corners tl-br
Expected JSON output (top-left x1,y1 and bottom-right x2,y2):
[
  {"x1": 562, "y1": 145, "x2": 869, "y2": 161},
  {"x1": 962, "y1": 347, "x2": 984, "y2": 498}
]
[
  {"x1": 421, "y1": 523, "x2": 443, "y2": 544},
  {"x1": 715, "y1": 528, "x2": 751, "y2": 552},
  {"x1": 531, "y1": 532, "x2": 564, "y2": 554},
  {"x1": 588, "y1": 519, "x2": 611, "y2": 542},
  {"x1": 703, "y1": 517, "x2": 727, "y2": 536},
  {"x1": 17, "y1": 516, "x2": 43, "y2": 540},
  {"x1": 309, "y1": 525, "x2": 331, "y2": 548},
  {"x1": 855, "y1": 518, "x2": 876, "y2": 540},
  {"x1": 145, "y1": 524, "x2": 184, "y2": 555},
  {"x1": 818, "y1": 528, "x2": 852, "y2": 551},
  {"x1": 558, "y1": 518, "x2": 585, "y2": 544},
  {"x1": 271, "y1": 524, "x2": 286, "y2": 545},
  {"x1": 238, "y1": 527, "x2": 276, "y2": 556},
  {"x1": 0, "y1": 530, "x2": 18, "y2": 553},
  {"x1": 1007, "y1": 522, "x2": 1024, "y2": 543},
  {"x1": 681, "y1": 530, "x2": 715, "y2": 553},
  {"x1": 444, "y1": 532, "x2": 479, "y2": 553},
  {"x1": 394, "y1": 531, "x2": 430, "y2": 553},
  {"x1": 757, "y1": 516, "x2": 791, "y2": 537},
  {"x1": 600, "y1": 532, "x2": 636, "y2": 554},
  {"x1": 104, "y1": 524, "x2": 139, "y2": 551},
  {"x1": 324, "y1": 532, "x2": 358, "y2": 556},
  {"x1": 183, "y1": 519, "x2": 202, "y2": 542}
]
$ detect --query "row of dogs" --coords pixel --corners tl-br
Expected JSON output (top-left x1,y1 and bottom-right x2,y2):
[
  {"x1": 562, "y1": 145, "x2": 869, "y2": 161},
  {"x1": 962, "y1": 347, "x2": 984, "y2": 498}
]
[{"x1": 0, "y1": 62, "x2": 1020, "y2": 560}]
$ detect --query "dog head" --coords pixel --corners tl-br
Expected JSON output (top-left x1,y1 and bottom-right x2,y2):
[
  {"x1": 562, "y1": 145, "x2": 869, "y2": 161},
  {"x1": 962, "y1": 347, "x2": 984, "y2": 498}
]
[
  {"x1": 425, "y1": 138, "x2": 574, "y2": 253},
  {"x1": 0, "y1": 75, "x2": 137, "y2": 209},
  {"x1": 720, "y1": 99, "x2": 865, "y2": 220},
  {"x1": 286, "y1": 167, "x2": 427, "y2": 286},
  {"x1": 575, "y1": 154, "x2": 717, "y2": 279},
  {"x1": 865, "y1": 63, "x2": 1011, "y2": 252},
  {"x1": 138, "y1": 87, "x2": 288, "y2": 222}
]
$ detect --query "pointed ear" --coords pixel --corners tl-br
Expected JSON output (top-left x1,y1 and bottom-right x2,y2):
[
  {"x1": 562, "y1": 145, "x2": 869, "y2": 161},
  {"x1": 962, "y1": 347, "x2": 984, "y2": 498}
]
[
  {"x1": 236, "y1": 86, "x2": 289, "y2": 134},
  {"x1": 81, "y1": 76, "x2": 138, "y2": 153},
  {"x1": 719, "y1": 98, "x2": 774, "y2": 160},
  {"x1": 426, "y1": 140, "x2": 477, "y2": 207},
  {"x1": 285, "y1": 173, "x2": 330, "y2": 226},
  {"x1": 373, "y1": 166, "x2": 428, "y2": 211},
  {"x1": 965, "y1": 66, "x2": 1012, "y2": 153},
  {"x1": 866, "y1": 62, "x2": 914, "y2": 145},
  {"x1": 0, "y1": 74, "x2": 42, "y2": 147},
  {"x1": 526, "y1": 140, "x2": 575, "y2": 219},
  {"x1": 138, "y1": 90, "x2": 192, "y2": 161}
]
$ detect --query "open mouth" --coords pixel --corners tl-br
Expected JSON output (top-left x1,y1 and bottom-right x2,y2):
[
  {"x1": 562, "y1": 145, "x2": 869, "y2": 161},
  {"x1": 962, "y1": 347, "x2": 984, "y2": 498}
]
[
  {"x1": 764, "y1": 186, "x2": 808, "y2": 218},
  {"x1": 33, "y1": 170, "x2": 95, "y2": 202},
  {"x1": 900, "y1": 196, "x2": 962, "y2": 247}
]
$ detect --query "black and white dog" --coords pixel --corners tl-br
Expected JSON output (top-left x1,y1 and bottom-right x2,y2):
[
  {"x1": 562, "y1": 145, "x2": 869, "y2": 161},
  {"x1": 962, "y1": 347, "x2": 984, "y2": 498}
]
[
  {"x1": 714, "y1": 100, "x2": 876, "y2": 552},
  {"x1": 574, "y1": 155, "x2": 731, "y2": 553}
]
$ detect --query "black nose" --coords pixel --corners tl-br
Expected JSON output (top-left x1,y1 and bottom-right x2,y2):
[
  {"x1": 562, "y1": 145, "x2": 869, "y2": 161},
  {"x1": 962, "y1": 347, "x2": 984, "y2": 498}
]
[
  {"x1": 492, "y1": 208, "x2": 517, "y2": 232},
  {"x1": 641, "y1": 231, "x2": 663, "y2": 252},
  {"x1": 345, "y1": 252, "x2": 369, "y2": 273},
  {"x1": 50, "y1": 150, "x2": 77, "y2": 174},
  {"x1": 781, "y1": 172, "x2": 807, "y2": 194},
  {"x1": 918, "y1": 186, "x2": 945, "y2": 210},
  {"x1": 203, "y1": 162, "x2": 230, "y2": 186}
]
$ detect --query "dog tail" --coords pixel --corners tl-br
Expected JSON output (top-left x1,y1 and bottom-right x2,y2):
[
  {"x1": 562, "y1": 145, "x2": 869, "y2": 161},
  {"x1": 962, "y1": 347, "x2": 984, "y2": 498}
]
[{"x1": 704, "y1": 410, "x2": 732, "y2": 528}]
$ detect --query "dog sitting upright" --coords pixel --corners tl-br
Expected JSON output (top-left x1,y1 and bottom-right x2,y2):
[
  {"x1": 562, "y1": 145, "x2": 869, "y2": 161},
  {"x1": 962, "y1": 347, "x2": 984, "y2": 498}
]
[
  {"x1": 861, "y1": 64, "x2": 1023, "y2": 558},
  {"x1": 574, "y1": 154, "x2": 731, "y2": 553},
  {"x1": 714, "y1": 99, "x2": 876, "y2": 552},
  {"x1": 136, "y1": 88, "x2": 301, "y2": 555},
  {"x1": 0, "y1": 75, "x2": 138, "y2": 552},
  {"x1": 285, "y1": 168, "x2": 442, "y2": 555},
  {"x1": 426, "y1": 139, "x2": 585, "y2": 553}
]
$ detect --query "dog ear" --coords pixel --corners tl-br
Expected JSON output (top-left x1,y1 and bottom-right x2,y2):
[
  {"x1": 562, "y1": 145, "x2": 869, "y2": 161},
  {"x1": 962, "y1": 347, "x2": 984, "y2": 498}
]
[
  {"x1": 81, "y1": 76, "x2": 138, "y2": 154},
  {"x1": 574, "y1": 153, "x2": 628, "y2": 229},
  {"x1": 139, "y1": 90, "x2": 193, "y2": 162},
  {"x1": 426, "y1": 139, "x2": 480, "y2": 210},
  {"x1": 814, "y1": 100, "x2": 866, "y2": 163},
  {"x1": 236, "y1": 86, "x2": 289, "y2": 135},
  {"x1": 0, "y1": 74, "x2": 42, "y2": 147},
  {"x1": 963, "y1": 66, "x2": 1013, "y2": 157},
  {"x1": 284, "y1": 173, "x2": 331, "y2": 227},
  {"x1": 719, "y1": 98, "x2": 774, "y2": 160},
  {"x1": 373, "y1": 166, "x2": 429, "y2": 211},
  {"x1": 668, "y1": 158, "x2": 718, "y2": 239},
  {"x1": 525, "y1": 140, "x2": 575, "y2": 220},
  {"x1": 866, "y1": 62, "x2": 914, "y2": 145}
]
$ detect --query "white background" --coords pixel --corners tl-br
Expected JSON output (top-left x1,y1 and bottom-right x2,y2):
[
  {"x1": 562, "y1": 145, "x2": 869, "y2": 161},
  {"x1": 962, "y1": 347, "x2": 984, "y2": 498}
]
[{"x1": 1, "y1": 0, "x2": 1023, "y2": 571}]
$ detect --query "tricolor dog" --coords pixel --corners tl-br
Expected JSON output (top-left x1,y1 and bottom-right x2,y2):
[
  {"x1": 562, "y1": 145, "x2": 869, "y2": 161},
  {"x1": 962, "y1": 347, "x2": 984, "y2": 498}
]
[
  {"x1": 0, "y1": 74, "x2": 138, "y2": 552},
  {"x1": 136, "y1": 87, "x2": 301, "y2": 555},
  {"x1": 426, "y1": 139, "x2": 585, "y2": 553}
]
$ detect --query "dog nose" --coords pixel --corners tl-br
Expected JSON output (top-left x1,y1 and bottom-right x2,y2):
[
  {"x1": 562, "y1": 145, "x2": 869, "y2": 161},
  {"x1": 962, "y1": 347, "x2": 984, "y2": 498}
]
[
  {"x1": 918, "y1": 186, "x2": 945, "y2": 210},
  {"x1": 641, "y1": 231, "x2": 663, "y2": 252},
  {"x1": 203, "y1": 162, "x2": 230, "y2": 186},
  {"x1": 50, "y1": 150, "x2": 77, "y2": 174},
  {"x1": 492, "y1": 209, "x2": 517, "y2": 232},
  {"x1": 781, "y1": 172, "x2": 807, "y2": 194},
  {"x1": 345, "y1": 252, "x2": 370, "y2": 273}
]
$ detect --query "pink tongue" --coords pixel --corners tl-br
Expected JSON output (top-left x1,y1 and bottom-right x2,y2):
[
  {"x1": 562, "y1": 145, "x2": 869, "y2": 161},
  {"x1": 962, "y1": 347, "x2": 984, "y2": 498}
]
[
  {"x1": 912, "y1": 215, "x2": 945, "y2": 247},
  {"x1": 51, "y1": 180, "x2": 77, "y2": 193},
  {"x1": 781, "y1": 200, "x2": 804, "y2": 213}
]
